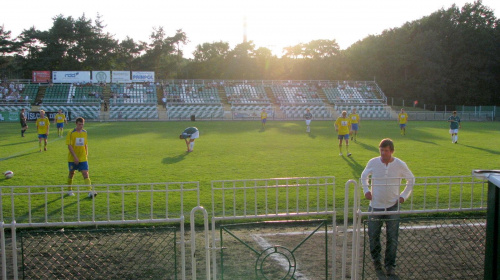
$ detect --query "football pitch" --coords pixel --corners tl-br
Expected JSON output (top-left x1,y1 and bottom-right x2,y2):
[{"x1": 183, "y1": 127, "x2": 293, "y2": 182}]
[{"x1": 1, "y1": 120, "x2": 499, "y2": 206}]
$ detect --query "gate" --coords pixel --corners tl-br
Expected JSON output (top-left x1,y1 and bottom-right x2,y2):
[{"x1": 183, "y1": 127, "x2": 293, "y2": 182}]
[
  {"x1": 219, "y1": 220, "x2": 329, "y2": 279},
  {"x1": 210, "y1": 177, "x2": 341, "y2": 280}
]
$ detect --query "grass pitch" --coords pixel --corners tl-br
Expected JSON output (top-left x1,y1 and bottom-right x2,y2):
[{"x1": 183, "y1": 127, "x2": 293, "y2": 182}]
[{"x1": 1, "y1": 120, "x2": 499, "y2": 212}]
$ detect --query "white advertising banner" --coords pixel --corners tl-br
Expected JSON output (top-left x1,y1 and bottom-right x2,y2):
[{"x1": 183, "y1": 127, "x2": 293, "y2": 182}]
[
  {"x1": 132, "y1": 71, "x2": 155, "y2": 82},
  {"x1": 112, "y1": 71, "x2": 131, "y2": 83},
  {"x1": 92, "y1": 71, "x2": 111, "y2": 83},
  {"x1": 52, "y1": 71, "x2": 91, "y2": 83}
]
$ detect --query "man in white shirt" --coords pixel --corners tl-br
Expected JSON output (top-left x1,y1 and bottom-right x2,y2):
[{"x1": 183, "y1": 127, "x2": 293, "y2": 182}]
[{"x1": 361, "y1": 138, "x2": 414, "y2": 277}]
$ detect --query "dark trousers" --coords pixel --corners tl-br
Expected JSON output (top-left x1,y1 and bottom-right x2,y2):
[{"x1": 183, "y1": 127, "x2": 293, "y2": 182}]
[{"x1": 368, "y1": 203, "x2": 400, "y2": 269}]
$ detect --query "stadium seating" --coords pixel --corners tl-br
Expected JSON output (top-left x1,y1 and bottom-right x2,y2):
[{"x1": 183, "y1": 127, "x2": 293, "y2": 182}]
[
  {"x1": 109, "y1": 105, "x2": 159, "y2": 119},
  {"x1": 225, "y1": 84, "x2": 270, "y2": 104},
  {"x1": 323, "y1": 84, "x2": 383, "y2": 104},
  {"x1": 110, "y1": 83, "x2": 157, "y2": 104},
  {"x1": 43, "y1": 84, "x2": 71, "y2": 103},
  {"x1": 163, "y1": 84, "x2": 220, "y2": 104},
  {"x1": 271, "y1": 85, "x2": 323, "y2": 104},
  {"x1": 21, "y1": 84, "x2": 39, "y2": 104},
  {"x1": 43, "y1": 84, "x2": 102, "y2": 104},
  {"x1": 167, "y1": 104, "x2": 224, "y2": 120}
]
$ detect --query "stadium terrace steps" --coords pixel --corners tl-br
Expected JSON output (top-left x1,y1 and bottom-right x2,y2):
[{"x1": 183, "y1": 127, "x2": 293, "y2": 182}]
[
  {"x1": 280, "y1": 104, "x2": 332, "y2": 119},
  {"x1": 166, "y1": 104, "x2": 224, "y2": 120},
  {"x1": 110, "y1": 105, "x2": 159, "y2": 119},
  {"x1": 334, "y1": 104, "x2": 392, "y2": 119},
  {"x1": 231, "y1": 104, "x2": 274, "y2": 119},
  {"x1": 41, "y1": 105, "x2": 100, "y2": 120}
]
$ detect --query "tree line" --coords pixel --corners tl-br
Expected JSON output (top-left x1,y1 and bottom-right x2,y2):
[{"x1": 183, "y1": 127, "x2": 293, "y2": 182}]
[{"x1": 0, "y1": 1, "x2": 498, "y2": 106}]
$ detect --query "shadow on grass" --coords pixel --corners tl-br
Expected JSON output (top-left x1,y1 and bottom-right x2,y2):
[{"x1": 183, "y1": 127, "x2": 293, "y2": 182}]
[
  {"x1": 0, "y1": 139, "x2": 34, "y2": 147},
  {"x1": 15, "y1": 196, "x2": 61, "y2": 222},
  {"x1": 409, "y1": 136, "x2": 438, "y2": 145},
  {"x1": 342, "y1": 155, "x2": 365, "y2": 178},
  {"x1": 15, "y1": 194, "x2": 96, "y2": 223},
  {"x1": 0, "y1": 150, "x2": 40, "y2": 162},
  {"x1": 162, "y1": 152, "x2": 188, "y2": 164},
  {"x1": 308, "y1": 132, "x2": 317, "y2": 139},
  {"x1": 354, "y1": 140, "x2": 379, "y2": 154},
  {"x1": 462, "y1": 144, "x2": 500, "y2": 155}
]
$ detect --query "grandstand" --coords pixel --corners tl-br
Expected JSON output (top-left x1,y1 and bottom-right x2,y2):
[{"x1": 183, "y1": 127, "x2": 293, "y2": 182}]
[{"x1": 1, "y1": 79, "x2": 495, "y2": 122}]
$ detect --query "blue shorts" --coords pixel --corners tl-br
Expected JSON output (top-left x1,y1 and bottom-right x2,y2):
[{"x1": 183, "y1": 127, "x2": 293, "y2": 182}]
[
  {"x1": 399, "y1": 124, "x2": 406, "y2": 129},
  {"x1": 351, "y1": 123, "x2": 359, "y2": 131},
  {"x1": 57, "y1": 123, "x2": 64, "y2": 129},
  {"x1": 338, "y1": 134, "x2": 349, "y2": 140},
  {"x1": 38, "y1": 134, "x2": 48, "y2": 139},
  {"x1": 262, "y1": 118, "x2": 267, "y2": 124},
  {"x1": 69, "y1": 161, "x2": 89, "y2": 172}
]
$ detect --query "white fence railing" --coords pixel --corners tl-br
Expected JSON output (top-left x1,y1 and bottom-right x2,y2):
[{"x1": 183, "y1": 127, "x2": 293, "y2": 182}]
[{"x1": 0, "y1": 175, "x2": 489, "y2": 279}]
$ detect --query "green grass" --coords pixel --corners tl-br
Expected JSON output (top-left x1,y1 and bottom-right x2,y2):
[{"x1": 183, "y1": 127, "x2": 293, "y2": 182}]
[{"x1": 1, "y1": 120, "x2": 498, "y2": 222}]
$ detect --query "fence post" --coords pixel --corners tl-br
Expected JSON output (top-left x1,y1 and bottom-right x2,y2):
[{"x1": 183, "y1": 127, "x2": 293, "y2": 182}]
[
  {"x1": 1, "y1": 223, "x2": 6, "y2": 280},
  {"x1": 190, "y1": 206, "x2": 210, "y2": 280},
  {"x1": 484, "y1": 174, "x2": 500, "y2": 279},
  {"x1": 343, "y1": 179, "x2": 357, "y2": 280}
]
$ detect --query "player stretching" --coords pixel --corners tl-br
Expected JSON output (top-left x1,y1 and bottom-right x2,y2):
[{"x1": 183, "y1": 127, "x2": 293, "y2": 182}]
[
  {"x1": 66, "y1": 117, "x2": 95, "y2": 198},
  {"x1": 349, "y1": 108, "x2": 360, "y2": 142},
  {"x1": 180, "y1": 127, "x2": 199, "y2": 152},
  {"x1": 335, "y1": 111, "x2": 352, "y2": 156},
  {"x1": 397, "y1": 109, "x2": 408, "y2": 136},
  {"x1": 54, "y1": 109, "x2": 68, "y2": 137},
  {"x1": 447, "y1": 111, "x2": 461, "y2": 144},
  {"x1": 36, "y1": 110, "x2": 50, "y2": 151}
]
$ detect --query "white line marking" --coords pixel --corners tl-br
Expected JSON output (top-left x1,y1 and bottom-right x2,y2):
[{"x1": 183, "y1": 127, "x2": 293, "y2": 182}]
[{"x1": 251, "y1": 234, "x2": 309, "y2": 280}]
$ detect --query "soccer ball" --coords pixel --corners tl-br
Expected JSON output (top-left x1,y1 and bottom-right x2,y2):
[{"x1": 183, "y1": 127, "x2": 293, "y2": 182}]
[{"x1": 4, "y1": 171, "x2": 14, "y2": 179}]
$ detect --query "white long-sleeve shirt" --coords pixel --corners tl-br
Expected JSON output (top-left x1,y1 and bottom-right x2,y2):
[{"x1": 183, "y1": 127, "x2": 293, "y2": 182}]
[{"x1": 361, "y1": 157, "x2": 415, "y2": 209}]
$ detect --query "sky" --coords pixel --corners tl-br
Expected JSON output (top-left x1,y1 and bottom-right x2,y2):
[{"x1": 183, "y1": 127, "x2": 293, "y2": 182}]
[{"x1": 2, "y1": 0, "x2": 499, "y2": 58}]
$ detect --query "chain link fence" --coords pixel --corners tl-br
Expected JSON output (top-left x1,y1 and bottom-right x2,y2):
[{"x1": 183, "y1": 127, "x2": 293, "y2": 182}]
[
  {"x1": 19, "y1": 226, "x2": 178, "y2": 280},
  {"x1": 361, "y1": 216, "x2": 486, "y2": 280}
]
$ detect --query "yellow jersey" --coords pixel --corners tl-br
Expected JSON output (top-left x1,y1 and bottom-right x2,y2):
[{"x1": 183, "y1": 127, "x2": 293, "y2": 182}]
[
  {"x1": 36, "y1": 117, "x2": 50, "y2": 134},
  {"x1": 335, "y1": 117, "x2": 351, "y2": 135},
  {"x1": 66, "y1": 128, "x2": 88, "y2": 162},
  {"x1": 55, "y1": 113, "x2": 66, "y2": 123},
  {"x1": 261, "y1": 111, "x2": 268, "y2": 119},
  {"x1": 398, "y1": 113, "x2": 408, "y2": 124},
  {"x1": 349, "y1": 113, "x2": 360, "y2": 124}
]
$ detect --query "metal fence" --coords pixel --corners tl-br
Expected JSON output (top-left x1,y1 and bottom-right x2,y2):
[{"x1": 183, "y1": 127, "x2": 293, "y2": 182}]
[
  {"x1": 0, "y1": 175, "x2": 490, "y2": 279},
  {"x1": 351, "y1": 175, "x2": 488, "y2": 280},
  {"x1": 361, "y1": 217, "x2": 485, "y2": 280},
  {"x1": 0, "y1": 182, "x2": 200, "y2": 280},
  {"x1": 20, "y1": 227, "x2": 178, "y2": 280}
]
